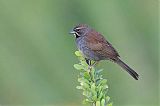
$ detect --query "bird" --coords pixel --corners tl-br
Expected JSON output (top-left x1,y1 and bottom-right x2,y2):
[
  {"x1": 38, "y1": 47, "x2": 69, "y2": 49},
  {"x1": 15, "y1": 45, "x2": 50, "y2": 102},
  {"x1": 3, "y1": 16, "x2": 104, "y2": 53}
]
[{"x1": 69, "y1": 24, "x2": 139, "y2": 80}]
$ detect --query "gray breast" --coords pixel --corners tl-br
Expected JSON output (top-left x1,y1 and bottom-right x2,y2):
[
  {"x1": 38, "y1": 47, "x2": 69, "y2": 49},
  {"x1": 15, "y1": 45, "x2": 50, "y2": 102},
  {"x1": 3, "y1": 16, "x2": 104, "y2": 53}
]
[{"x1": 75, "y1": 37, "x2": 101, "y2": 61}]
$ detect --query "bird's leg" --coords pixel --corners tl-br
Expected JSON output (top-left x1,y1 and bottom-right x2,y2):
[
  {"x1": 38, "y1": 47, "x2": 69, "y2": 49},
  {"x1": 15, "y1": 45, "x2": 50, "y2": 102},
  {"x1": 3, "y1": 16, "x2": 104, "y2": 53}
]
[
  {"x1": 85, "y1": 58, "x2": 92, "y2": 71},
  {"x1": 85, "y1": 58, "x2": 92, "y2": 66},
  {"x1": 85, "y1": 59, "x2": 94, "y2": 82},
  {"x1": 85, "y1": 59, "x2": 99, "y2": 68}
]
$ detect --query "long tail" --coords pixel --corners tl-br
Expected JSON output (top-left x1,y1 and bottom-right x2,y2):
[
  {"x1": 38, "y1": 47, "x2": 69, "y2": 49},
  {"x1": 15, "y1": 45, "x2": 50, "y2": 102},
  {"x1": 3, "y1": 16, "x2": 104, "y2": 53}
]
[{"x1": 115, "y1": 58, "x2": 139, "y2": 80}]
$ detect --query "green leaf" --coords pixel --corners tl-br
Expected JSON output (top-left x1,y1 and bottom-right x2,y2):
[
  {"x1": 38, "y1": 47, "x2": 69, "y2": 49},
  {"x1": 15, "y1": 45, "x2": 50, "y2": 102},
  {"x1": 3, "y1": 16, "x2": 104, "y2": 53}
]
[
  {"x1": 76, "y1": 86, "x2": 82, "y2": 89},
  {"x1": 99, "y1": 79, "x2": 107, "y2": 86},
  {"x1": 103, "y1": 85, "x2": 108, "y2": 89},
  {"x1": 91, "y1": 83, "x2": 96, "y2": 91},
  {"x1": 75, "y1": 51, "x2": 82, "y2": 56},
  {"x1": 107, "y1": 102, "x2": 113, "y2": 106},
  {"x1": 98, "y1": 91, "x2": 103, "y2": 100},
  {"x1": 106, "y1": 96, "x2": 110, "y2": 103},
  {"x1": 80, "y1": 82, "x2": 90, "y2": 90},
  {"x1": 83, "y1": 91, "x2": 91, "y2": 97},
  {"x1": 82, "y1": 91, "x2": 88, "y2": 96},
  {"x1": 91, "y1": 83, "x2": 97, "y2": 100},
  {"x1": 74, "y1": 64, "x2": 83, "y2": 70},
  {"x1": 91, "y1": 69, "x2": 95, "y2": 80},
  {"x1": 78, "y1": 78, "x2": 89, "y2": 84},
  {"x1": 91, "y1": 83, "x2": 96, "y2": 94},
  {"x1": 101, "y1": 99, "x2": 105, "y2": 106},
  {"x1": 86, "y1": 99, "x2": 93, "y2": 102},
  {"x1": 80, "y1": 60, "x2": 88, "y2": 66},
  {"x1": 92, "y1": 95, "x2": 97, "y2": 101},
  {"x1": 99, "y1": 75, "x2": 103, "y2": 79},
  {"x1": 82, "y1": 99, "x2": 87, "y2": 104},
  {"x1": 84, "y1": 72, "x2": 90, "y2": 80},
  {"x1": 83, "y1": 99, "x2": 93, "y2": 104},
  {"x1": 96, "y1": 69, "x2": 103, "y2": 74}
]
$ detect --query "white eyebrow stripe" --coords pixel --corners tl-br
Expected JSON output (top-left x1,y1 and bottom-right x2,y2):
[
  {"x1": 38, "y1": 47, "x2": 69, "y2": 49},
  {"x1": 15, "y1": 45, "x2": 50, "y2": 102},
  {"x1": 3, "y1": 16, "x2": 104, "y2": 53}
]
[{"x1": 75, "y1": 27, "x2": 84, "y2": 30}]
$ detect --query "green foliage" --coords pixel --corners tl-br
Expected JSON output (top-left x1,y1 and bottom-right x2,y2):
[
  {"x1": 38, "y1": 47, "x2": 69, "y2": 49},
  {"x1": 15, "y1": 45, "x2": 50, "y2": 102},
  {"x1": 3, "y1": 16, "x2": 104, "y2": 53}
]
[{"x1": 74, "y1": 51, "x2": 113, "y2": 106}]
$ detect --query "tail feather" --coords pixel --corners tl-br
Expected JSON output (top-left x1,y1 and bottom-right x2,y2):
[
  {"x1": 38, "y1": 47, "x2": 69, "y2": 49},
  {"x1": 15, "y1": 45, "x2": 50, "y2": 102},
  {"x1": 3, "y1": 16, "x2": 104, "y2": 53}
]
[{"x1": 115, "y1": 58, "x2": 139, "y2": 80}]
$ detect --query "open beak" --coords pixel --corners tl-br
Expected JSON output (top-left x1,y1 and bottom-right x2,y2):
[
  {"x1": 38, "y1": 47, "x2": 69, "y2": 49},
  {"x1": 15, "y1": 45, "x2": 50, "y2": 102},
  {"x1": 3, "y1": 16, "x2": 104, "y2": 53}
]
[{"x1": 69, "y1": 30, "x2": 76, "y2": 34}]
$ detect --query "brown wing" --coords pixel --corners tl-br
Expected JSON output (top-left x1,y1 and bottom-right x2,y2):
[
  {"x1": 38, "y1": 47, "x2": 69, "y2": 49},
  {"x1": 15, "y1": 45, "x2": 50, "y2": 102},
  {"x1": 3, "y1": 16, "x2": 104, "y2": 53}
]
[{"x1": 85, "y1": 29, "x2": 119, "y2": 59}]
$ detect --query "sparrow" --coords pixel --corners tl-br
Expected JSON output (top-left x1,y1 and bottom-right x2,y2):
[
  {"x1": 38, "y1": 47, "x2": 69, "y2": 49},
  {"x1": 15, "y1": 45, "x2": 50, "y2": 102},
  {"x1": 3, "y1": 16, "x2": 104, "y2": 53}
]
[{"x1": 69, "y1": 24, "x2": 139, "y2": 80}]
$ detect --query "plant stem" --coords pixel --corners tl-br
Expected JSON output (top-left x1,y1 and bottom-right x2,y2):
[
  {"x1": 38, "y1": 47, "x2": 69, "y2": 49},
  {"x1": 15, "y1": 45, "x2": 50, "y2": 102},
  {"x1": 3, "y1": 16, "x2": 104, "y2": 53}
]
[
  {"x1": 89, "y1": 67, "x2": 96, "y2": 106},
  {"x1": 74, "y1": 51, "x2": 112, "y2": 106},
  {"x1": 93, "y1": 102, "x2": 96, "y2": 106}
]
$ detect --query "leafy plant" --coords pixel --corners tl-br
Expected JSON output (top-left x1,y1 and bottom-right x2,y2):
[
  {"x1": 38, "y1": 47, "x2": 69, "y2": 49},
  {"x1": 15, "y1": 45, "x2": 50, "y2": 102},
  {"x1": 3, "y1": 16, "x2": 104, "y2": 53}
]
[{"x1": 74, "y1": 51, "x2": 113, "y2": 106}]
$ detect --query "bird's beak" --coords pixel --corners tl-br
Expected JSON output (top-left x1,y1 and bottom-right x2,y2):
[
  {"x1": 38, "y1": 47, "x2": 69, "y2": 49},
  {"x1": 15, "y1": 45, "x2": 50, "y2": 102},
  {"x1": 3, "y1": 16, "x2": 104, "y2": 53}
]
[{"x1": 69, "y1": 30, "x2": 76, "y2": 34}]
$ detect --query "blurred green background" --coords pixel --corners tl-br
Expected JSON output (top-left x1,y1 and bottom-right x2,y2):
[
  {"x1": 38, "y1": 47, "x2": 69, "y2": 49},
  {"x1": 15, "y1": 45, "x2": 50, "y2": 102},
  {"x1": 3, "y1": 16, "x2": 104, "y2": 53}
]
[{"x1": 0, "y1": 0, "x2": 158, "y2": 106}]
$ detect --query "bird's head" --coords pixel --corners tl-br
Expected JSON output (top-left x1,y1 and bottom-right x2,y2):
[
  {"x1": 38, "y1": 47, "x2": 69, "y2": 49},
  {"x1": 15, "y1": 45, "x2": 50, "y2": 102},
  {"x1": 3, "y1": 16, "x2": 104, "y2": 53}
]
[{"x1": 69, "y1": 24, "x2": 90, "y2": 38}]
